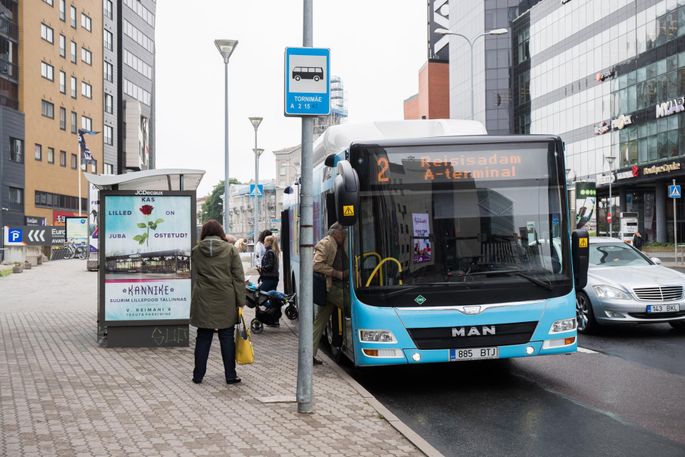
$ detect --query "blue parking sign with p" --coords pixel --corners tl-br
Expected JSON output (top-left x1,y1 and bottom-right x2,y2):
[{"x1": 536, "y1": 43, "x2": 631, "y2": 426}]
[{"x1": 9, "y1": 228, "x2": 22, "y2": 243}]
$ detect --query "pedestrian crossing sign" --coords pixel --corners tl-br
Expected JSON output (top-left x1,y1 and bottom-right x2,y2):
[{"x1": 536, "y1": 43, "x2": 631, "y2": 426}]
[{"x1": 668, "y1": 184, "x2": 681, "y2": 199}]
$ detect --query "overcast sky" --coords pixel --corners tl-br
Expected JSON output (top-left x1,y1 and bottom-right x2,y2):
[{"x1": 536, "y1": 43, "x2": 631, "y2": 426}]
[{"x1": 155, "y1": 1, "x2": 427, "y2": 197}]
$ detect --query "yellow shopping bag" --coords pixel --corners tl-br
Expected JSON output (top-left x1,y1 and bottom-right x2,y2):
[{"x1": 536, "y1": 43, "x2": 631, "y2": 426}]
[{"x1": 235, "y1": 307, "x2": 254, "y2": 365}]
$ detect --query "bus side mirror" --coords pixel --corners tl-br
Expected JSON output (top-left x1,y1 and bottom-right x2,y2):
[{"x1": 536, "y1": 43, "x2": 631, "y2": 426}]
[
  {"x1": 572, "y1": 230, "x2": 589, "y2": 289},
  {"x1": 334, "y1": 160, "x2": 359, "y2": 226},
  {"x1": 324, "y1": 153, "x2": 336, "y2": 167}
]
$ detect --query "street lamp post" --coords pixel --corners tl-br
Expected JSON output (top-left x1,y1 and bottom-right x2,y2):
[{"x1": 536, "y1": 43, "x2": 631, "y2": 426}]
[
  {"x1": 248, "y1": 117, "x2": 263, "y2": 257},
  {"x1": 214, "y1": 39, "x2": 239, "y2": 231},
  {"x1": 605, "y1": 155, "x2": 616, "y2": 237},
  {"x1": 436, "y1": 28, "x2": 508, "y2": 120}
]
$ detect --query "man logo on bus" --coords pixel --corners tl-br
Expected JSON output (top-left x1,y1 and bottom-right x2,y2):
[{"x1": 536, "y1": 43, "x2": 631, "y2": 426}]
[
  {"x1": 451, "y1": 326, "x2": 496, "y2": 337},
  {"x1": 343, "y1": 205, "x2": 355, "y2": 217},
  {"x1": 579, "y1": 237, "x2": 588, "y2": 248}
]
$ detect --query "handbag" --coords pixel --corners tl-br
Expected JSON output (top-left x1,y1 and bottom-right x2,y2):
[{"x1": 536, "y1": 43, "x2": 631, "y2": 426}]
[
  {"x1": 235, "y1": 307, "x2": 254, "y2": 365},
  {"x1": 313, "y1": 272, "x2": 327, "y2": 306}
]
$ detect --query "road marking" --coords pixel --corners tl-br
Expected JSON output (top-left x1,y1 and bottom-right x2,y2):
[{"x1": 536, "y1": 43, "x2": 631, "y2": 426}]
[{"x1": 577, "y1": 346, "x2": 598, "y2": 354}]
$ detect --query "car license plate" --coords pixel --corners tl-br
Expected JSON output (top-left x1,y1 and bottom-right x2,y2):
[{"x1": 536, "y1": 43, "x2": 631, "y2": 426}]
[
  {"x1": 449, "y1": 347, "x2": 499, "y2": 362},
  {"x1": 646, "y1": 304, "x2": 680, "y2": 313}
]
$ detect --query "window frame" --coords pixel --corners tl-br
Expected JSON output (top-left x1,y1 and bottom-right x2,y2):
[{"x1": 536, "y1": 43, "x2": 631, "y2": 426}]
[
  {"x1": 70, "y1": 5, "x2": 77, "y2": 28},
  {"x1": 70, "y1": 41, "x2": 77, "y2": 63},
  {"x1": 70, "y1": 76, "x2": 77, "y2": 98},
  {"x1": 9, "y1": 138, "x2": 24, "y2": 163},
  {"x1": 59, "y1": 34, "x2": 66, "y2": 57},
  {"x1": 80, "y1": 13, "x2": 92, "y2": 32},
  {"x1": 60, "y1": 150, "x2": 67, "y2": 167},
  {"x1": 104, "y1": 124, "x2": 113, "y2": 145},
  {"x1": 47, "y1": 147, "x2": 55, "y2": 164},
  {"x1": 59, "y1": 107, "x2": 66, "y2": 130},
  {"x1": 40, "y1": 23, "x2": 54, "y2": 44},
  {"x1": 71, "y1": 153, "x2": 77, "y2": 169},
  {"x1": 40, "y1": 61, "x2": 54, "y2": 81},
  {"x1": 41, "y1": 100, "x2": 54, "y2": 119},
  {"x1": 35, "y1": 143, "x2": 43, "y2": 161}
]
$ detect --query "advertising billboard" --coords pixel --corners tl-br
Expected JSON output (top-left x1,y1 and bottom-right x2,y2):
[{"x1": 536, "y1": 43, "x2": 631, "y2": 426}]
[
  {"x1": 575, "y1": 182, "x2": 597, "y2": 233},
  {"x1": 102, "y1": 191, "x2": 193, "y2": 322},
  {"x1": 65, "y1": 217, "x2": 88, "y2": 244}
]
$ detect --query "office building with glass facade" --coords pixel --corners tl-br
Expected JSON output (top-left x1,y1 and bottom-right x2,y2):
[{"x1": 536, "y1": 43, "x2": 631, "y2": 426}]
[{"x1": 511, "y1": 0, "x2": 685, "y2": 242}]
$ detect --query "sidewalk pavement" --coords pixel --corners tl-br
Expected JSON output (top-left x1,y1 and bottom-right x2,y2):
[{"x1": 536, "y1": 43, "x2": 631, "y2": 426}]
[{"x1": 0, "y1": 260, "x2": 425, "y2": 457}]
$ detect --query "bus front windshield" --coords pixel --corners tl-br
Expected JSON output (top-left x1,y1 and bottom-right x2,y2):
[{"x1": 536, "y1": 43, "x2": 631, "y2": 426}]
[{"x1": 351, "y1": 141, "x2": 572, "y2": 307}]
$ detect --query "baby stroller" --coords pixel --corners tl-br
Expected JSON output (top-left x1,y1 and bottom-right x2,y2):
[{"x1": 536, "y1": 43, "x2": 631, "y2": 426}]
[{"x1": 245, "y1": 281, "x2": 298, "y2": 334}]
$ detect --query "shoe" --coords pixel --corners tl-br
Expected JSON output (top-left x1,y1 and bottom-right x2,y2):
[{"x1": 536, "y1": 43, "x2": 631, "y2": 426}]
[
  {"x1": 192, "y1": 378, "x2": 202, "y2": 384},
  {"x1": 226, "y1": 377, "x2": 242, "y2": 384},
  {"x1": 313, "y1": 357, "x2": 323, "y2": 366}
]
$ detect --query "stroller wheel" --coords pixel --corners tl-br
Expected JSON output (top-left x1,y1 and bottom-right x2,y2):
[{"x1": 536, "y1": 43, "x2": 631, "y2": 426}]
[
  {"x1": 250, "y1": 318, "x2": 264, "y2": 334},
  {"x1": 285, "y1": 304, "x2": 298, "y2": 320}
]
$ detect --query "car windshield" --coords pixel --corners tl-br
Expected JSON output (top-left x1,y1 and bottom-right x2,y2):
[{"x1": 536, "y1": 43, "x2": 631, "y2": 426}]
[
  {"x1": 350, "y1": 140, "x2": 572, "y2": 307},
  {"x1": 589, "y1": 242, "x2": 652, "y2": 267}
]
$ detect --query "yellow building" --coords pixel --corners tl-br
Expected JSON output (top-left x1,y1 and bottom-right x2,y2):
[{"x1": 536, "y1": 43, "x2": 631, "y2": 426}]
[{"x1": 19, "y1": 0, "x2": 103, "y2": 225}]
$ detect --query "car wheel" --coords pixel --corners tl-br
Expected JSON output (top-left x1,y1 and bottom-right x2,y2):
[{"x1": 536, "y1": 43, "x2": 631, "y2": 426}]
[
  {"x1": 576, "y1": 291, "x2": 599, "y2": 334},
  {"x1": 669, "y1": 320, "x2": 685, "y2": 331}
]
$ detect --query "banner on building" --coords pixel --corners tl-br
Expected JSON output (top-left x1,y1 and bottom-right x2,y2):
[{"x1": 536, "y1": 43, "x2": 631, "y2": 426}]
[
  {"x1": 102, "y1": 192, "x2": 193, "y2": 322},
  {"x1": 575, "y1": 182, "x2": 597, "y2": 232}
]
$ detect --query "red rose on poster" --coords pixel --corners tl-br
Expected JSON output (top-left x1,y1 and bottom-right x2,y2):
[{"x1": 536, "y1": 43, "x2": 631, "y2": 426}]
[{"x1": 139, "y1": 205, "x2": 154, "y2": 215}]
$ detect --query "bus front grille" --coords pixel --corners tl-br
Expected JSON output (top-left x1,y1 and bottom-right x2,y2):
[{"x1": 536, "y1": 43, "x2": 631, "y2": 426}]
[{"x1": 407, "y1": 322, "x2": 538, "y2": 350}]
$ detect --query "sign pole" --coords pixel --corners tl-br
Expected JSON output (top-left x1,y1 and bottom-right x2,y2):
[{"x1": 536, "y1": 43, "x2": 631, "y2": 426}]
[
  {"x1": 674, "y1": 179, "x2": 678, "y2": 264},
  {"x1": 297, "y1": 0, "x2": 314, "y2": 414}
]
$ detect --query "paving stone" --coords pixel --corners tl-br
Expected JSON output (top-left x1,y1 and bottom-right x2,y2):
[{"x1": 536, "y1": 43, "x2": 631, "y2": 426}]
[{"x1": 0, "y1": 260, "x2": 422, "y2": 456}]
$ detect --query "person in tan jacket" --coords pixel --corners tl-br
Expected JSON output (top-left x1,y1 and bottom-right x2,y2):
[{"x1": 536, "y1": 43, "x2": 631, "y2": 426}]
[{"x1": 312, "y1": 222, "x2": 348, "y2": 364}]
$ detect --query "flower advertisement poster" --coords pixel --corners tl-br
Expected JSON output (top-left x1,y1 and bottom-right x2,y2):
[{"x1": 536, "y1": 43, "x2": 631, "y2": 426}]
[{"x1": 103, "y1": 193, "x2": 193, "y2": 322}]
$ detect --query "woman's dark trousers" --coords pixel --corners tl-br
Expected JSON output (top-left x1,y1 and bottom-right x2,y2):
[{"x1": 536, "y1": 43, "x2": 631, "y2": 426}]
[{"x1": 193, "y1": 327, "x2": 237, "y2": 382}]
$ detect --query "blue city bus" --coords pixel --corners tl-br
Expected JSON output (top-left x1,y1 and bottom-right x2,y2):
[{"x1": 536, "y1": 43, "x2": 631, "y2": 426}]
[{"x1": 281, "y1": 120, "x2": 589, "y2": 367}]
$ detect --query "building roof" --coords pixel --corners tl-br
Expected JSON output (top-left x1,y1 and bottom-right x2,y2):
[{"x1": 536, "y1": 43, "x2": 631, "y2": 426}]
[{"x1": 85, "y1": 169, "x2": 205, "y2": 191}]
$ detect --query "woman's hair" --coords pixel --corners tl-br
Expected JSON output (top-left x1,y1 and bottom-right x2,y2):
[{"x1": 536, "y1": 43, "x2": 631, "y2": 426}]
[
  {"x1": 200, "y1": 219, "x2": 228, "y2": 242},
  {"x1": 258, "y1": 229, "x2": 273, "y2": 244},
  {"x1": 264, "y1": 235, "x2": 280, "y2": 256},
  {"x1": 234, "y1": 238, "x2": 247, "y2": 252}
]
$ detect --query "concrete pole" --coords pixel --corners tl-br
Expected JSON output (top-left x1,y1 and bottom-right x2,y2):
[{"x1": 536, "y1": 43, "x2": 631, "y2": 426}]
[
  {"x1": 223, "y1": 59, "x2": 230, "y2": 231},
  {"x1": 253, "y1": 145, "x2": 259, "y2": 257},
  {"x1": 297, "y1": 0, "x2": 314, "y2": 414},
  {"x1": 469, "y1": 40, "x2": 474, "y2": 120}
]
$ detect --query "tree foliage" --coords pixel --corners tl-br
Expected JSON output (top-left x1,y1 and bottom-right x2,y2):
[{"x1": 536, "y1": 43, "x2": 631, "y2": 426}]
[{"x1": 201, "y1": 178, "x2": 241, "y2": 223}]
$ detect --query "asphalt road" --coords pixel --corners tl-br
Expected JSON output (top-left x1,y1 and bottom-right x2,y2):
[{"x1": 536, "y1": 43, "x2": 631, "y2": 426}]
[{"x1": 342, "y1": 321, "x2": 685, "y2": 457}]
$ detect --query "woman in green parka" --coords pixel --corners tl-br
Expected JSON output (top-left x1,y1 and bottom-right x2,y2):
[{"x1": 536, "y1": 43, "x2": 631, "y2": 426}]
[{"x1": 190, "y1": 220, "x2": 246, "y2": 384}]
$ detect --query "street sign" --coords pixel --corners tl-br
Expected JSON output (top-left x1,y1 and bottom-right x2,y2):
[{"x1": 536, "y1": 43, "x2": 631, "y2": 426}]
[
  {"x1": 6, "y1": 227, "x2": 23, "y2": 245},
  {"x1": 607, "y1": 213, "x2": 612, "y2": 224},
  {"x1": 284, "y1": 47, "x2": 331, "y2": 116},
  {"x1": 249, "y1": 183, "x2": 264, "y2": 197},
  {"x1": 3, "y1": 226, "x2": 59, "y2": 246},
  {"x1": 26, "y1": 227, "x2": 48, "y2": 243},
  {"x1": 669, "y1": 184, "x2": 681, "y2": 198}
]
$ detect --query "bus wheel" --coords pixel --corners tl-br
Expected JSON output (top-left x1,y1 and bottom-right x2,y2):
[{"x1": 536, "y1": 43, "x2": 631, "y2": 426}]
[
  {"x1": 294, "y1": 75, "x2": 301, "y2": 81},
  {"x1": 313, "y1": 75, "x2": 320, "y2": 81}
]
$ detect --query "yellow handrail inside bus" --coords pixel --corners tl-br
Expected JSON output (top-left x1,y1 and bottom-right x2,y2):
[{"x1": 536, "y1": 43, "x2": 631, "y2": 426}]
[
  {"x1": 355, "y1": 251, "x2": 382, "y2": 286},
  {"x1": 365, "y1": 257, "x2": 403, "y2": 288}
]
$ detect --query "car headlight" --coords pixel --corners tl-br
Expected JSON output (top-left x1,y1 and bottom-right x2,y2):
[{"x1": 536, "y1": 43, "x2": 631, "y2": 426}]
[
  {"x1": 359, "y1": 329, "x2": 397, "y2": 343},
  {"x1": 592, "y1": 285, "x2": 632, "y2": 300}
]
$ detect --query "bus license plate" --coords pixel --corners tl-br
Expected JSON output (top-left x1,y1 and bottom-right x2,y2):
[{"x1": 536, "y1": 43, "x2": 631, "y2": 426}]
[
  {"x1": 646, "y1": 304, "x2": 680, "y2": 313},
  {"x1": 449, "y1": 347, "x2": 499, "y2": 362}
]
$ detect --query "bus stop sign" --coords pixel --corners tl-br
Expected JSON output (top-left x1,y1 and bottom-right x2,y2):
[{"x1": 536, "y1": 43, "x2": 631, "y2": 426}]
[{"x1": 284, "y1": 47, "x2": 330, "y2": 117}]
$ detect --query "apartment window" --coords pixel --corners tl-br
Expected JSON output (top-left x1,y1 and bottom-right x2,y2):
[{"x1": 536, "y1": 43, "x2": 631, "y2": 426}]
[
  {"x1": 41, "y1": 100, "x2": 54, "y2": 118},
  {"x1": 59, "y1": 71, "x2": 66, "y2": 93},
  {"x1": 104, "y1": 125, "x2": 113, "y2": 145},
  {"x1": 40, "y1": 61, "x2": 54, "y2": 81},
  {"x1": 59, "y1": 34, "x2": 66, "y2": 57},
  {"x1": 104, "y1": 163, "x2": 114, "y2": 175},
  {"x1": 59, "y1": 0, "x2": 65, "y2": 20},
  {"x1": 104, "y1": 0, "x2": 113, "y2": 19},
  {"x1": 9, "y1": 138, "x2": 23, "y2": 162},
  {"x1": 81, "y1": 48, "x2": 92, "y2": 65},
  {"x1": 60, "y1": 150, "x2": 67, "y2": 167},
  {"x1": 71, "y1": 153, "x2": 77, "y2": 169},
  {"x1": 43, "y1": 0, "x2": 54, "y2": 6},
  {"x1": 35, "y1": 144, "x2": 43, "y2": 161},
  {"x1": 105, "y1": 93, "x2": 113, "y2": 113},
  {"x1": 71, "y1": 111, "x2": 77, "y2": 133},
  {"x1": 48, "y1": 147, "x2": 55, "y2": 164},
  {"x1": 70, "y1": 76, "x2": 77, "y2": 98},
  {"x1": 81, "y1": 81, "x2": 92, "y2": 98},
  {"x1": 81, "y1": 116, "x2": 92, "y2": 131},
  {"x1": 104, "y1": 29, "x2": 113, "y2": 51},
  {"x1": 123, "y1": 50, "x2": 152, "y2": 79},
  {"x1": 70, "y1": 41, "x2": 77, "y2": 63},
  {"x1": 70, "y1": 6, "x2": 77, "y2": 28},
  {"x1": 59, "y1": 107, "x2": 66, "y2": 130},
  {"x1": 81, "y1": 13, "x2": 92, "y2": 32},
  {"x1": 123, "y1": 20, "x2": 154, "y2": 53},
  {"x1": 8, "y1": 187, "x2": 23, "y2": 209},
  {"x1": 104, "y1": 61, "x2": 113, "y2": 82},
  {"x1": 40, "y1": 23, "x2": 54, "y2": 43}
]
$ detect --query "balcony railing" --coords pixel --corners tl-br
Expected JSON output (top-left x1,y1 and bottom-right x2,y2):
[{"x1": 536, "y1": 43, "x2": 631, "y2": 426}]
[
  {"x1": 0, "y1": 16, "x2": 18, "y2": 41},
  {"x1": 0, "y1": 57, "x2": 18, "y2": 81}
]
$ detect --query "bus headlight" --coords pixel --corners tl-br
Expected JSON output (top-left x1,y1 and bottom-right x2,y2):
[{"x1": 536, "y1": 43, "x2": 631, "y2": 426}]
[
  {"x1": 359, "y1": 329, "x2": 397, "y2": 343},
  {"x1": 550, "y1": 318, "x2": 577, "y2": 333}
]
